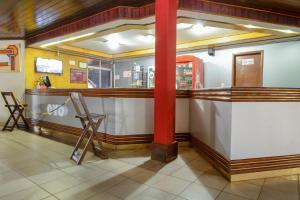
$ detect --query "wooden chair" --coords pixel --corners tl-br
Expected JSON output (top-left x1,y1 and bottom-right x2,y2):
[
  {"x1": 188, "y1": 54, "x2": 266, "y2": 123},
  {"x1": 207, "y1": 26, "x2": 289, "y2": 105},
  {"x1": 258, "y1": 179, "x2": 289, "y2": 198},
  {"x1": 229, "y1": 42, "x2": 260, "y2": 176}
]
[
  {"x1": 70, "y1": 92, "x2": 108, "y2": 165},
  {"x1": 1, "y1": 92, "x2": 30, "y2": 132}
]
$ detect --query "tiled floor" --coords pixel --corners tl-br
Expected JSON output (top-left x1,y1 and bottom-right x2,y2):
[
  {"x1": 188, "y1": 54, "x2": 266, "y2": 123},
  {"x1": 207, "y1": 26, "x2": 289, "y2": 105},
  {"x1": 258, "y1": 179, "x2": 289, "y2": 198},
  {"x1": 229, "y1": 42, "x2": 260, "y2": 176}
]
[{"x1": 0, "y1": 129, "x2": 299, "y2": 200}]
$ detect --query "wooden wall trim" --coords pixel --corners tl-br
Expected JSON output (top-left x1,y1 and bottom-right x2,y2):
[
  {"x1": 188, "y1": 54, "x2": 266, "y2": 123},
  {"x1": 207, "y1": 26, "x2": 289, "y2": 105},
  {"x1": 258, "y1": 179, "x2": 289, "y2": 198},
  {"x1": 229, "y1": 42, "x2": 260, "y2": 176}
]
[
  {"x1": 26, "y1": 87, "x2": 300, "y2": 101},
  {"x1": 179, "y1": 0, "x2": 300, "y2": 27},
  {"x1": 231, "y1": 155, "x2": 300, "y2": 174},
  {"x1": 29, "y1": 119, "x2": 190, "y2": 145},
  {"x1": 190, "y1": 87, "x2": 300, "y2": 102},
  {"x1": 190, "y1": 136, "x2": 231, "y2": 174},
  {"x1": 25, "y1": 88, "x2": 190, "y2": 98}
]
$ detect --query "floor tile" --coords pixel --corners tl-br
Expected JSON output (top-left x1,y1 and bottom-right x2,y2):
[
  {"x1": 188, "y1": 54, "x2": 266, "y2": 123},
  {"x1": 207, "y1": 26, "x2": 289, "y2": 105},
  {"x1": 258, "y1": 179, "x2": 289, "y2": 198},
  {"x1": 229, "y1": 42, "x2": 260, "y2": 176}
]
[
  {"x1": 87, "y1": 191, "x2": 121, "y2": 200},
  {"x1": 40, "y1": 175, "x2": 83, "y2": 194},
  {"x1": 54, "y1": 182, "x2": 98, "y2": 200},
  {"x1": 151, "y1": 175, "x2": 191, "y2": 195},
  {"x1": 127, "y1": 187, "x2": 176, "y2": 200},
  {"x1": 171, "y1": 166, "x2": 203, "y2": 182},
  {"x1": 216, "y1": 191, "x2": 250, "y2": 200},
  {"x1": 0, "y1": 178, "x2": 36, "y2": 197},
  {"x1": 195, "y1": 173, "x2": 229, "y2": 190},
  {"x1": 264, "y1": 175, "x2": 298, "y2": 193},
  {"x1": 28, "y1": 169, "x2": 66, "y2": 184},
  {"x1": 224, "y1": 182, "x2": 262, "y2": 200},
  {"x1": 0, "y1": 186, "x2": 51, "y2": 200},
  {"x1": 180, "y1": 182, "x2": 221, "y2": 200},
  {"x1": 106, "y1": 179, "x2": 149, "y2": 199},
  {"x1": 258, "y1": 187, "x2": 299, "y2": 200}
]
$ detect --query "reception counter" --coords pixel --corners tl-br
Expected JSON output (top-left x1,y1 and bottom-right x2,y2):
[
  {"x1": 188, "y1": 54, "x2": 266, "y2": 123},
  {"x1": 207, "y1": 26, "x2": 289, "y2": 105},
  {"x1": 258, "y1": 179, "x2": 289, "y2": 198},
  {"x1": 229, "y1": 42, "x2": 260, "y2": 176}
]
[{"x1": 25, "y1": 87, "x2": 300, "y2": 180}]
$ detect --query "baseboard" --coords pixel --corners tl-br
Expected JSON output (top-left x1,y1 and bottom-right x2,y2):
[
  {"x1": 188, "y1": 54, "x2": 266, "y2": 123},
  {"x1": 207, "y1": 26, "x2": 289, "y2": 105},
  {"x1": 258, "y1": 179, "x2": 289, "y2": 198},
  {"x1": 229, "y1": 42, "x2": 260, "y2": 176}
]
[{"x1": 190, "y1": 135, "x2": 300, "y2": 181}]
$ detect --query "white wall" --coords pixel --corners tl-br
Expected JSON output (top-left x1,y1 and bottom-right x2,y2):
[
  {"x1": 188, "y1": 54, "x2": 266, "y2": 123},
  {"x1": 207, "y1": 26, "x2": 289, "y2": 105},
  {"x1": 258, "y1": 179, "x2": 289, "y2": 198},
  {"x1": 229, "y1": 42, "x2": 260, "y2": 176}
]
[
  {"x1": 0, "y1": 40, "x2": 25, "y2": 123},
  {"x1": 191, "y1": 40, "x2": 300, "y2": 88},
  {"x1": 26, "y1": 95, "x2": 190, "y2": 135},
  {"x1": 190, "y1": 99, "x2": 232, "y2": 159},
  {"x1": 231, "y1": 102, "x2": 300, "y2": 160}
]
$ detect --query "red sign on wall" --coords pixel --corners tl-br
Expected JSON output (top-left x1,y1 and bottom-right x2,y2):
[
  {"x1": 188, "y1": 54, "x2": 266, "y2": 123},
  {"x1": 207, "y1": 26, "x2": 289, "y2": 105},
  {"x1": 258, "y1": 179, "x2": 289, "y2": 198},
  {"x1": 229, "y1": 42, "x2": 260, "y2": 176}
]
[{"x1": 70, "y1": 68, "x2": 87, "y2": 84}]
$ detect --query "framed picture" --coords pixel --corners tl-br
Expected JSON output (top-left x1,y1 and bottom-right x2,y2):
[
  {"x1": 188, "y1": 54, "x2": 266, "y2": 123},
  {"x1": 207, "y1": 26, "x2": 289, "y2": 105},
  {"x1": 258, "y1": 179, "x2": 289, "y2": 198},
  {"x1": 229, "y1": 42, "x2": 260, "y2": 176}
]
[
  {"x1": 70, "y1": 68, "x2": 87, "y2": 84},
  {"x1": 79, "y1": 62, "x2": 87, "y2": 69},
  {"x1": 0, "y1": 44, "x2": 21, "y2": 72}
]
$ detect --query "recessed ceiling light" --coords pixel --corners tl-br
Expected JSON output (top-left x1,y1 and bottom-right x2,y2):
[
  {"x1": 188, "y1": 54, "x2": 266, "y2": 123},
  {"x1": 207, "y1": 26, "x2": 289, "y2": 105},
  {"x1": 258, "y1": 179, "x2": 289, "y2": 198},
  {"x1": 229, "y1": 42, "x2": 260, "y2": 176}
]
[
  {"x1": 177, "y1": 23, "x2": 193, "y2": 30},
  {"x1": 191, "y1": 23, "x2": 205, "y2": 34},
  {"x1": 138, "y1": 34, "x2": 155, "y2": 43},
  {"x1": 243, "y1": 24, "x2": 262, "y2": 29},
  {"x1": 106, "y1": 40, "x2": 120, "y2": 50},
  {"x1": 275, "y1": 29, "x2": 297, "y2": 34}
]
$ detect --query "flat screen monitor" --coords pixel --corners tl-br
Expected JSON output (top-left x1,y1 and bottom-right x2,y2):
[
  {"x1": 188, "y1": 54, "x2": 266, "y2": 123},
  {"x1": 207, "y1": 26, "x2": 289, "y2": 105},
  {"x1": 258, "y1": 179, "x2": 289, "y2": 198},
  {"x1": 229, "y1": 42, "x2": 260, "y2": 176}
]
[{"x1": 35, "y1": 57, "x2": 63, "y2": 74}]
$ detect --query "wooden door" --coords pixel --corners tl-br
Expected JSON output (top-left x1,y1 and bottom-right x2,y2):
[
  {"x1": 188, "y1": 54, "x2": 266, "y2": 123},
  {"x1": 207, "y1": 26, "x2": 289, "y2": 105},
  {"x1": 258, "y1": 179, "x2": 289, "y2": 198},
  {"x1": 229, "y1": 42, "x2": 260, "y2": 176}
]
[{"x1": 233, "y1": 51, "x2": 263, "y2": 87}]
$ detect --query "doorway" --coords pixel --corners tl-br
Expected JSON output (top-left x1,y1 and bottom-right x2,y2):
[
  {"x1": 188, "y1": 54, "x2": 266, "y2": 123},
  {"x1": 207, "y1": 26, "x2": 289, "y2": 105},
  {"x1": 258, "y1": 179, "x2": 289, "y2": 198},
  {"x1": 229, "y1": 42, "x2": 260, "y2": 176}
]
[{"x1": 232, "y1": 51, "x2": 263, "y2": 87}]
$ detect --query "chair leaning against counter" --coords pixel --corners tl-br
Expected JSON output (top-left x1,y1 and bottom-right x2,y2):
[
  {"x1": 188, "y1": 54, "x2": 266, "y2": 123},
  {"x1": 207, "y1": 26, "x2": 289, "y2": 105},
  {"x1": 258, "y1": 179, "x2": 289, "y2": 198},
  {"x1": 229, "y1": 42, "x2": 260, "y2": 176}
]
[
  {"x1": 1, "y1": 92, "x2": 30, "y2": 132},
  {"x1": 70, "y1": 92, "x2": 108, "y2": 165}
]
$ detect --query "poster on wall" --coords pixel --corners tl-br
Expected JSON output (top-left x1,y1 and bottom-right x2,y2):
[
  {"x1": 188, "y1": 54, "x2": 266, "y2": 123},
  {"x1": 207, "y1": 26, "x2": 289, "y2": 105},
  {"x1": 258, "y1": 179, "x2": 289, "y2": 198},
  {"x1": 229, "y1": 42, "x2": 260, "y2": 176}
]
[
  {"x1": 70, "y1": 68, "x2": 87, "y2": 84},
  {"x1": 0, "y1": 44, "x2": 20, "y2": 72}
]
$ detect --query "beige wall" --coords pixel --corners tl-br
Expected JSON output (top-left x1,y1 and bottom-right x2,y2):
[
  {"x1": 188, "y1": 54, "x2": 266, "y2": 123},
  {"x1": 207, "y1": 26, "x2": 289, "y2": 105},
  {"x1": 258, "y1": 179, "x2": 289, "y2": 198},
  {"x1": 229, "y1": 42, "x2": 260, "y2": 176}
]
[{"x1": 0, "y1": 40, "x2": 25, "y2": 123}]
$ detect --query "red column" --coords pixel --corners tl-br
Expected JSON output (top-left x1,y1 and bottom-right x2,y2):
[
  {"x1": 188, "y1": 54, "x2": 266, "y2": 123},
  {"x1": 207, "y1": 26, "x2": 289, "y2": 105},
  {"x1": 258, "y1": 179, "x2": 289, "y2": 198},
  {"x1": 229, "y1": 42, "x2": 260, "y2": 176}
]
[{"x1": 151, "y1": 0, "x2": 178, "y2": 162}]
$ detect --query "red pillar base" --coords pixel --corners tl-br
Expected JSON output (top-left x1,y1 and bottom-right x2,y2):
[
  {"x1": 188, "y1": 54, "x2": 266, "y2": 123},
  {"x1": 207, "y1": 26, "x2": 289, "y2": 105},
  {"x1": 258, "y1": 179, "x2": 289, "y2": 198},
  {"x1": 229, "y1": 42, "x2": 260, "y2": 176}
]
[{"x1": 151, "y1": 141, "x2": 178, "y2": 162}]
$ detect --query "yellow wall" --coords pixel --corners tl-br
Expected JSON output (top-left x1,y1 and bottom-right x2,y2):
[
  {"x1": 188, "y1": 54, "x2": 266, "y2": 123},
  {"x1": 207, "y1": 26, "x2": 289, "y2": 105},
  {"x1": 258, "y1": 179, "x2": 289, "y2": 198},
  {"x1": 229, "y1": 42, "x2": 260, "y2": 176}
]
[{"x1": 25, "y1": 48, "x2": 89, "y2": 89}]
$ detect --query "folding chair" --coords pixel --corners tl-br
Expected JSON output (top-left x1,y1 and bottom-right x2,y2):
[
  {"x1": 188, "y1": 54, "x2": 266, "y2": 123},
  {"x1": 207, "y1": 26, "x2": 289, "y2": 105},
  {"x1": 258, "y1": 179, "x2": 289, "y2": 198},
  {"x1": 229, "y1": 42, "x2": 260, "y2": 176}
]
[
  {"x1": 1, "y1": 92, "x2": 30, "y2": 132},
  {"x1": 70, "y1": 92, "x2": 108, "y2": 165}
]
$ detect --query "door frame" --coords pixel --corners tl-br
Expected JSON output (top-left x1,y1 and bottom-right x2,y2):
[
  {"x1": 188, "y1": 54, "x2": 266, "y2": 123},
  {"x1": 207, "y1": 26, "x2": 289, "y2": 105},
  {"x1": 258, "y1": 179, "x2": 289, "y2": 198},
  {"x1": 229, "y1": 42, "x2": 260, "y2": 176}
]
[{"x1": 232, "y1": 50, "x2": 264, "y2": 87}]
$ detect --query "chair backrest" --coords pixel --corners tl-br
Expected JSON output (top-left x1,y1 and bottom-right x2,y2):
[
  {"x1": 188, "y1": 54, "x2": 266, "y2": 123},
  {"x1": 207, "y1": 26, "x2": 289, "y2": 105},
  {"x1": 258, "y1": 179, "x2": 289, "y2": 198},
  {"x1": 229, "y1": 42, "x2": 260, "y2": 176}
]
[
  {"x1": 1, "y1": 92, "x2": 18, "y2": 106},
  {"x1": 70, "y1": 92, "x2": 92, "y2": 121}
]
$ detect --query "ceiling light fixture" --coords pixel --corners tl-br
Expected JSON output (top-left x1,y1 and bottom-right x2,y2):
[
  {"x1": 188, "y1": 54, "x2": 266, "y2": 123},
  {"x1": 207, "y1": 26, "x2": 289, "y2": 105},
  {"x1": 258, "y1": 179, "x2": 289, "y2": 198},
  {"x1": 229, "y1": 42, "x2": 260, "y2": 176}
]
[
  {"x1": 243, "y1": 24, "x2": 262, "y2": 29},
  {"x1": 177, "y1": 23, "x2": 193, "y2": 30},
  {"x1": 138, "y1": 34, "x2": 155, "y2": 43},
  {"x1": 275, "y1": 29, "x2": 297, "y2": 34},
  {"x1": 191, "y1": 23, "x2": 205, "y2": 34},
  {"x1": 106, "y1": 40, "x2": 120, "y2": 50},
  {"x1": 40, "y1": 32, "x2": 95, "y2": 48}
]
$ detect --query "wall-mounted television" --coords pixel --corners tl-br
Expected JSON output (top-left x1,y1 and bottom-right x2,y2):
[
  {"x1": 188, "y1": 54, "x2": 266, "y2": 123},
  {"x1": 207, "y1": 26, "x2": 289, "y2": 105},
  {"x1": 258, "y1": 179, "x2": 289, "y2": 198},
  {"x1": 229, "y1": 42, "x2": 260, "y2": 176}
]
[{"x1": 35, "y1": 57, "x2": 63, "y2": 74}]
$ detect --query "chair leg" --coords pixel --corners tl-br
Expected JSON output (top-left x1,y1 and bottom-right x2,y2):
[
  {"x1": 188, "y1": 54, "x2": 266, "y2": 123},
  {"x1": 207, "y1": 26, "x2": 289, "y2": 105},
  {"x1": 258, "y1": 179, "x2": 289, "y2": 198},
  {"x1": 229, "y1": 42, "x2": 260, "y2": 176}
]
[
  {"x1": 70, "y1": 123, "x2": 90, "y2": 162},
  {"x1": 20, "y1": 112, "x2": 30, "y2": 129},
  {"x1": 77, "y1": 132, "x2": 95, "y2": 165}
]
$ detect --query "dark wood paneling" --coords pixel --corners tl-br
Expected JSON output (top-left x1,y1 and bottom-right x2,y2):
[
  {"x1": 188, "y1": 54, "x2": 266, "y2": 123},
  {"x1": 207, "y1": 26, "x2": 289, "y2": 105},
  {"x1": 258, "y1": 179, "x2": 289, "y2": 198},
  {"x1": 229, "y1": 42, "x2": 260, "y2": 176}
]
[
  {"x1": 25, "y1": 88, "x2": 190, "y2": 98},
  {"x1": 179, "y1": 0, "x2": 300, "y2": 27},
  {"x1": 26, "y1": 3, "x2": 156, "y2": 45},
  {"x1": 206, "y1": 0, "x2": 300, "y2": 17},
  {"x1": 29, "y1": 119, "x2": 190, "y2": 145},
  {"x1": 0, "y1": 0, "x2": 154, "y2": 39}
]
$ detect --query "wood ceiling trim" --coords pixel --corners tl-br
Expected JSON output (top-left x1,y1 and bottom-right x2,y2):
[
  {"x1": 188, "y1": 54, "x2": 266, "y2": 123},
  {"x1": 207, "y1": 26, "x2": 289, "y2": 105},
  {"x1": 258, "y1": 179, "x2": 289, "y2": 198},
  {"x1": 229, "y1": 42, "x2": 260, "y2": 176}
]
[
  {"x1": 26, "y1": 4, "x2": 155, "y2": 45},
  {"x1": 179, "y1": 0, "x2": 300, "y2": 27}
]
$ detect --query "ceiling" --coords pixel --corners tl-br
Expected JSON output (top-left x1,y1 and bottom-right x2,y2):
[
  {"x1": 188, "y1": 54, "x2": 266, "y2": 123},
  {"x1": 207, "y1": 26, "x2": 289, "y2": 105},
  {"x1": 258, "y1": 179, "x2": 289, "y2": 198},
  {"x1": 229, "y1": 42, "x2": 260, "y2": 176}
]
[
  {"x1": 1, "y1": 0, "x2": 300, "y2": 40},
  {"x1": 70, "y1": 25, "x2": 246, "y2": 54},
  {"x1": 0, "y1": 0, "x2": 154, "y2": 39}
]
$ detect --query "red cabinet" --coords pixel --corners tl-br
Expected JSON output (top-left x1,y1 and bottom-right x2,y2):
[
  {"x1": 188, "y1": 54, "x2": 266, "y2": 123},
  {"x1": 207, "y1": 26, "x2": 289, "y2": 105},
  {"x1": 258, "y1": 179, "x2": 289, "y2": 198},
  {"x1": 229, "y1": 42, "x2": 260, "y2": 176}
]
[{"x1": 176, "y1": 55, "x2": 204, "y2": 90}]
